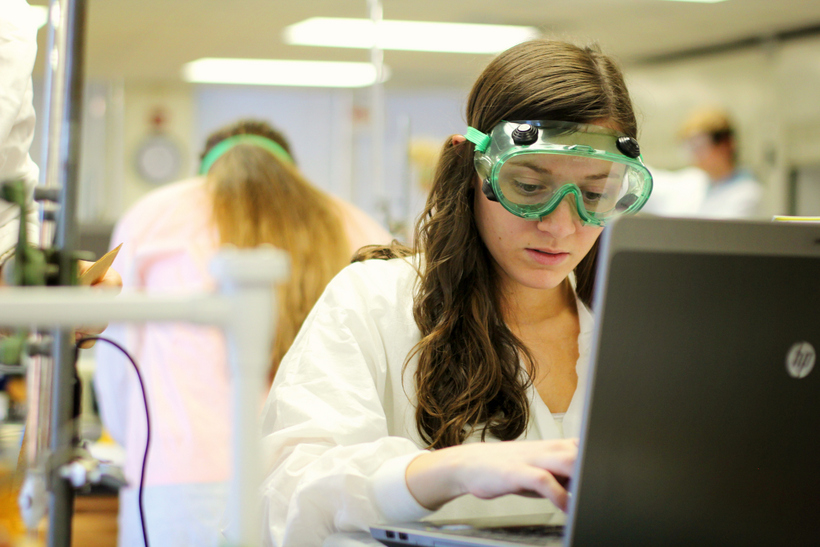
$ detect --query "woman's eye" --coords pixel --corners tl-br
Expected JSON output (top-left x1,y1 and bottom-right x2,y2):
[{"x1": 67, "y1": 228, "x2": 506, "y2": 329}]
[
  {"x1": 583, "y1": 191, "x2": 605, "y2": 203},
  {"x1": 514, "y1": 181, "x2": 545, "y2": 195}
]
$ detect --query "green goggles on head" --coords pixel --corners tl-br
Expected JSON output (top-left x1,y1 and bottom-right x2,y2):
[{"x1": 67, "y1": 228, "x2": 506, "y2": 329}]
[
  {"x1": 199, "y1": 134, "x2": 293, "y2": 175},
  {"x1": 466, "y1": 120, "x2": 653, "y2": 227}
]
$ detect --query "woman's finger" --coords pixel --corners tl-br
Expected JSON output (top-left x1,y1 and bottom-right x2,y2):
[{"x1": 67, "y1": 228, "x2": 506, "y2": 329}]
[
  {"x1": 532, "y1": 442, "x2": 578, "y2": 478},
  {"x1": 513, "y1": 467, "x2": 570, "y2": 511},
  {"x1": 77, "y1": 259, "x2": 123, "y2": 291},
  {"x1": 92, "y1": 268, "x2": 122, "y2": 291},
  {"x1": 73, "y1": 261, "x2": 121, "y2": 347},
  {"x1": 76, "y1": 325, "x2": 105, "y2": 348}
]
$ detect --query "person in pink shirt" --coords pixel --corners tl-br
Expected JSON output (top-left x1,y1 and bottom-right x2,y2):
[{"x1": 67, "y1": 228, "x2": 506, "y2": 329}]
[{"x1": 93, "y1": 119, "x2": 392, "y2": 547}]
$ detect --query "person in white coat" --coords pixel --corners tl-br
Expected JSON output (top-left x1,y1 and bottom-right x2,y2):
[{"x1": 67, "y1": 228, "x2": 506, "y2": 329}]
[
  {"x1": 0, "y1": 0, "x2": 41, "y2": 266},
  {"x1": 260, "y1": 39, "x2": 655, "y2": 545},
  {"x1": 0, "y1": 0, "x2": 121, "y2": 310},
  {"x1": 643, "y1": 107, "x2": 762, "y2": 220},
  {"x1": 679, "y1": 107, "x2": 761, "y2": 219},
  {"x1": 0, "y1": 1, "x2": 121, "y2": 293}
]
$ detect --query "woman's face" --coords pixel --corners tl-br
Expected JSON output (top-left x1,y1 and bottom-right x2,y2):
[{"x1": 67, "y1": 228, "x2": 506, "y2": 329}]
[
  {"x1": 474, "y1": 175, "x2": 603, "y2": 295},
  {"x1": 471, "y1": 119, "x2": 621, "y2": 296}
]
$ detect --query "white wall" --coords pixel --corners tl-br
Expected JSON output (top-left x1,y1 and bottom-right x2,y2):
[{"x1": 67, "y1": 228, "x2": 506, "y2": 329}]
[
  {"x1": 32, "y1": 33, "x2": 820, "y2": 231},
  {"x1": 41, "y1": 82, "x2": 468, "y2": 234},
  {"x1": 194, "y1": 85, "x2": 353, "y2": 199},
  {"x1": 31, "y1": 79, "x2": 194, "y2": 224},
  {"x1": 192, "y1": 85, "x2": 467, "y2": 233},
  {"x1": 627, "y1": 34, "x2": 820, "y2": 218}
]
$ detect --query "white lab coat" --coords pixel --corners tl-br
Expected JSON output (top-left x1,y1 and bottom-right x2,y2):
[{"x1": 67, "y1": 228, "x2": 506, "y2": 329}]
[
  {"x1": 0, "y1": 0, "x2": 41, "y2": 263},
  {"x1": 643, "y1": 166, "x2": 762, "y2": 220},
  {"x1": 695, "y1": 169, "x2": 761, "y2": 220},
  {"x1": 260, "y1": 256, "x2": 594, "y2": 546},
  {"x1": 641, "y1": 166, "x2": 709, "y2": 218}
]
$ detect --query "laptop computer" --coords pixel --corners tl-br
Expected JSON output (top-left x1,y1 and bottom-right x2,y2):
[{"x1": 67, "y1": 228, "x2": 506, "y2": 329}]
[{"x1": 371, "y1": 216, "x2": 820, "y2": 546}]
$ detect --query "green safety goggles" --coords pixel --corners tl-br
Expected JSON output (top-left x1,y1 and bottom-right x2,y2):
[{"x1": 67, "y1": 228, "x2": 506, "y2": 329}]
[{"x1": 465, "y1": 120, "x2": 653, "y2": 227}]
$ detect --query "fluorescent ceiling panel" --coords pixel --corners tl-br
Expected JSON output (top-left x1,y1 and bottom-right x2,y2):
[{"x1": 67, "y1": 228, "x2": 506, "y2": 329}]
[
  {"x1": 181, "y1": 58, "x2": 389, "y2": 88},
  {"x1": 283, "y1": 18, "x2": 540, "y2": 54},
  {"x1": 660, "y1": 0, "x2": 729, "y2": 3}
]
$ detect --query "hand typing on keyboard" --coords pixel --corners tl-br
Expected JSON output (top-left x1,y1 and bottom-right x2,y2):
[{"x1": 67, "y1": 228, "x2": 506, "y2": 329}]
[{"x1": 405, "y1": 438, "x2": 578, "y2": 512}]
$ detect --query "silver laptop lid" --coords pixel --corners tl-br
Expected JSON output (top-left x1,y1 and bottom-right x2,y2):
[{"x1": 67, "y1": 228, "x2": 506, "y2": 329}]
[{"x1": 567, "y1": 216, "x2": 820, "y2": 546}]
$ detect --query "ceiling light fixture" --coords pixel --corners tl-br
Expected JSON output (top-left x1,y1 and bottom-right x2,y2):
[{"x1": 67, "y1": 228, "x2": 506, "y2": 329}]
[
  {"x1": 283, "y1": 18, "x2": 540, "y2": 54},
  {"x1": 660, "y1": 0, "x2": 729, "y2": 3},
  {"x1": 181, "y1": 58, "x2": 390, "y2": 88}
]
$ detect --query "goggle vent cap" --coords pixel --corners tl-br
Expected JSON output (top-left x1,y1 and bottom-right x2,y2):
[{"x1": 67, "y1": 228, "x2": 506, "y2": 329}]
[{"x1": 511, "y1": 123, "x2": 539, "y2": 146}]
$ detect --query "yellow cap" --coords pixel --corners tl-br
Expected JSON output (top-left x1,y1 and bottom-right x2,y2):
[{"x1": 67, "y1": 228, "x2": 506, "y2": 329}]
[{"x1": 679, "y1": 107, "x2": 733, "y2": 140}]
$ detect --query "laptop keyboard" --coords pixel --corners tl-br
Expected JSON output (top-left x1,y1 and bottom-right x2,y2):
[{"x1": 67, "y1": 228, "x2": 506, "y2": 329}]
[{"x1": 438, "y1": 524, "x2": 565, "y2": 544}]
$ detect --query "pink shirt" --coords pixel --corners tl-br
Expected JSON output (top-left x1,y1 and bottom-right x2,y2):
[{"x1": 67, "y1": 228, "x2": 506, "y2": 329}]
[{"x1": 94, "y1": 176, "x2": 392, "y2": 487}]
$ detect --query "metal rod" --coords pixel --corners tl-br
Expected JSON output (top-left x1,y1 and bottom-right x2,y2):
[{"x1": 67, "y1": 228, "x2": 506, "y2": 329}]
[
  {"x1": 37, "y1": 0, "x2": 88, "y2": 545},
  {"x1": 39, "y1": 0, "x2": 66, "y2": 247},
  {"x1": 0, "y1": 289, "x2": 233, "y2": 326},
  {"x1": 53, "y1": 0, "x2": 85, "y2": 268},
  {"x1": 47, "y1": 329, "x2": 76, "y2": 547},
  {"x1": 397, "y1": 114, "x2": 412, "y2": 240},
  {"x1": 27, "y1": 0, "x2": 65, "y2": 487},
  {"x1": 368, "y1": 0, "x2": 387, "y2": 227}
]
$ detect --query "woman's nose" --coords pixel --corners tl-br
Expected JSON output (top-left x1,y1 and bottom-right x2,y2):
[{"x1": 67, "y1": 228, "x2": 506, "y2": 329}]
[{"x1": 536, "y1": 195, "x2": 578, "y2": 238}]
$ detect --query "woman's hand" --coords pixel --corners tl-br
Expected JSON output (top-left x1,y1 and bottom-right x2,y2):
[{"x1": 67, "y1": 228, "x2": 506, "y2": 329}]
[
  {"x1": 77, "y1": 259, "x2": 123, "y2": 290},
  {"x1": 405, "y1": 439, "x2": 578, "y2": 512},
  {"x1": 75, "y1": 259, "x2": 123, "y2": 348}
]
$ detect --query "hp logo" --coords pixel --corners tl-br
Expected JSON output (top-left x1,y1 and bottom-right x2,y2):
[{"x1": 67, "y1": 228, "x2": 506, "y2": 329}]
[{"x1": 786, "y1": 342, "x2": 816, "y2": 379}]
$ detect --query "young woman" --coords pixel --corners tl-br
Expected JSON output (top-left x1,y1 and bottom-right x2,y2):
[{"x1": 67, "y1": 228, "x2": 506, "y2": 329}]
[
  {"x1": 94, "y1": 119, "x2": 391, "y2": 547},
  {"x1": 260, "y1": 40, "x2": 653, "y2": 545}
]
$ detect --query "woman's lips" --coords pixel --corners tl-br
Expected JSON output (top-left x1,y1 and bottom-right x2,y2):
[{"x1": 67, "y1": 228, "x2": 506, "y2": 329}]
[{"x1": 526, "y1": 248, "x2": 569, "y2": 266}]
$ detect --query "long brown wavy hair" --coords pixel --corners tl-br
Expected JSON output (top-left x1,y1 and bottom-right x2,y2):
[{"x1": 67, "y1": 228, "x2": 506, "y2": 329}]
[
  {"x1": 358, "y1": 40, "x2": 639, "y2": 448},
  {"x1": 202, "y1": 120, "x2": 351, "y2": 380}
]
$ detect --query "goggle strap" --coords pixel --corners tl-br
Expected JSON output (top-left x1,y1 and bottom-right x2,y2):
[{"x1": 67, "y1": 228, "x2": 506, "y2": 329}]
[
  {"x1": 199, "y1": 134, "x2": 293, "y2": 175},
  {"x1": 464, "y1": 127, "x2": 491, "y2": 153}
]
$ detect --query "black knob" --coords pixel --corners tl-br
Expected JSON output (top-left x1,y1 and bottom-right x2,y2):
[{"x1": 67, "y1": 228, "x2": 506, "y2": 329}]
[
  {"x1": 616, "y1": 136, "x2": 641, "y2": 158},
  {"x1": 482, "y1": 179, "x2": 499, "y2": 202},
  {"x1": 512, "y1": 124, "x2": 539, "y2": 146},
  {"x1": 34, "y1": 187, "x2": 61, "y2": 202}
]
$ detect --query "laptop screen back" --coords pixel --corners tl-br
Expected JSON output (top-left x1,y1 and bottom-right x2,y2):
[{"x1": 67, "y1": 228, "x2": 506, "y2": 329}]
[{"x1": 567, "y1": 217, "x2": 820, "y2": 546}]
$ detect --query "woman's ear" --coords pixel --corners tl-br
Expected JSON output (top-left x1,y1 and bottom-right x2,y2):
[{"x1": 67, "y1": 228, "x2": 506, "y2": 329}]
[{"x1": 451, "y1": 134, "x2": 467, "y2": 146}]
